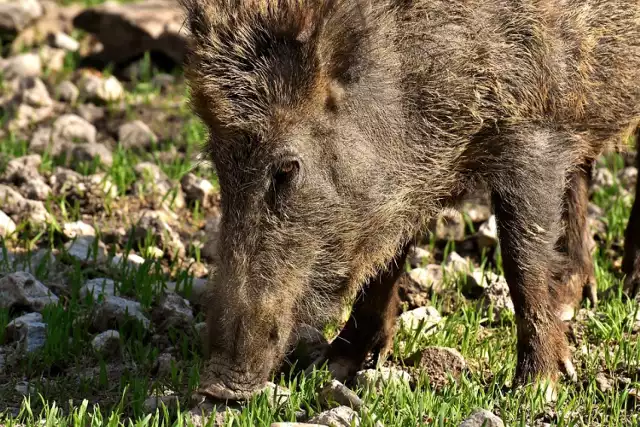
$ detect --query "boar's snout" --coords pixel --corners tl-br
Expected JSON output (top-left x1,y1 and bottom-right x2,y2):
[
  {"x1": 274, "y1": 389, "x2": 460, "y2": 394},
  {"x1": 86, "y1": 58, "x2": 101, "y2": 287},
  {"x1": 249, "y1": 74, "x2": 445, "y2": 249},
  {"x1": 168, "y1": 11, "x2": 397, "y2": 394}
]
[{"x1": 198, "y1": 297, "x2": 295, "y2": 400}]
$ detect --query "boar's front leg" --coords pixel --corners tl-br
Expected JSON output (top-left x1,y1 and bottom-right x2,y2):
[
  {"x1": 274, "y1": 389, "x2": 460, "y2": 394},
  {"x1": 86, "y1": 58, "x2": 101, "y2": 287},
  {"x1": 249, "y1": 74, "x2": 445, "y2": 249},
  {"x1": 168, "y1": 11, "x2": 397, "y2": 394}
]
[
  {"x1": 320, "y1": 244, "x2": 411, "y2": 381},
  {"x1": 488, "y1": 130, "x2": 577, "y2": 395},
  {"x1": 623, "y1": 127, "x2": 640, "y2": 296}
]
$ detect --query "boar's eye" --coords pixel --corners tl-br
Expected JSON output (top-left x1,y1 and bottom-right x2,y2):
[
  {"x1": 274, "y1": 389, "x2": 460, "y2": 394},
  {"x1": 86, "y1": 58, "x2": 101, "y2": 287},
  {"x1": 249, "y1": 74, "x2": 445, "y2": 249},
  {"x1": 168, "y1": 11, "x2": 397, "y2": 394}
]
[{"x1": 272, "y1": 158, "x2": 301, "y2": 190}]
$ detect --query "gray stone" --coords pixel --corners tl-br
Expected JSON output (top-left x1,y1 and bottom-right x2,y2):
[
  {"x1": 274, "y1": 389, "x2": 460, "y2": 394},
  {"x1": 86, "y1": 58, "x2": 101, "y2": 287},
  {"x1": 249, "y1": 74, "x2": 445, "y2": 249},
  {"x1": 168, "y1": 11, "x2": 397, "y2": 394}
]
[
  {"x1": 412, "y1": 346, "x2": 466, "y2": 389},
  {"x1": 433, "y1": 210, "x2": 465, "y2": 242},
  {"x1": 29, "y1": 127, "x2": 59, "y2": 155},
  {"x1": 69, "y1": 142, "x2": 113, "y2": 167},
  {"x1": 93, "y1": 295, "x2": 151, "y2": 332},
  {"x1": 63, "y1": 221, "x2": 96, "y2": 239},
  {"x1": 153, "y1": 293, "x2": 194, "y2": 331},
  {"x1": 0, "y1": 210, "x2": 16, "y2": 237},
  {"x1": 76, "y1": 103, "x2": 105, "y2": 123},
  {"x1": 593, "y1": 168, "x2": 614, "y2": 189},
  {"x1": 19, "y1": 77, "x2": 52, "y2": 107},
  {"x1": 0, "y1": 0, "x2": 43, "y2": 34},
  {"x1": 143, "y1": 395, "x2": 179, "y2": 413},
  {"x1": 21, "y1": 178, "x2": 52, "y2": 201},
  {"x1": 77, "y1": 73, "x2": 124, "y2": 103},
  {"x1": 308, "y1": 406, "x2": 360, "y2": 427},
  {"x1": 91, "y1": 330, "x2": 120, "y2": 357},
  {"x1": 51, "y1": 114, "x2": 97, "y2": 147},
  {"x1": 355, "y1": 367, "x2": 412, "y2": 390},
  {"x1": 595, "y1": 372, "x2": 613, "y2": 393},
  {"x1": 408, "y1": 246, "x2": 432, "y2": 267},
  {"x1": 152, "y1": 73, "x2": 175, "y2": 90},
  {"x1": 6, "y1": 102, "x2": 53, "y2": 131},
  {"x1": 55, "y1": 81, "x2": 79, "y2": 104},
  {"x1": 0, "y1": 271, "x2": 59, "y2": 312},
  {"x1": 80, "y1": 278, "x2": 116, "y2": 301},
  {"x1": 462, "y1": 201, "x2": 492, "y2": 223},
  {"x1": 7, "y1": 312, "x2": 47, "y2": 353},
  {"x1": 3, "y1": 154, "x2": 41, "y2": 183},
  {"x1": 118, "y1": 120, "x2": 157, "y2": 151},
  {"x1": 477, "y1": 215, "x2": 498, "y2": 250},
  {"x1": 479, "y1": 273, "x2": 515, "y2": 317},
  {"x1": 181, "y1": 173, "x2": 215, "y2": 207},
  {"x1": 459, "y1": 409, "x2": 504, "y2": 427},
  {"x1": 0, "y1": 184, "x2": 50, "y2": 225},
  {"x1": 408, "y1": 265, "x2": 443, "y2": 292},
  {"x1": 319, "y1": 380, "x2": 363, "y2": 410},
  {"x1": 64, "y1": 235, "x2": 107, "y2": 263},
  {"x1": 156, "y1": 352, "x2": 175, "y2": 376},
  {"x1": 130, "y1": 210, "x2": 186, "y2": 258},
  {"x1": 262, "y1": 382, "x2": 291, "y2": 408},
  {"x1": 618, "y1": 166, "x2": 638, "y2": 188},
  {"x1": 133, "y1": 163, "x2": 186, "y2": 209},
  {"x1": 271, "y1": 424, "x2": 325, "y2": 427},
  {"x1": 1, "y1": 53, "x2": 41, "y2": 80},
  {"x1": 445, "y1": 251, "x2": 470, "y2": 274},
  {"x1": 39, "y1": 46, "x2": 65, "y2": 73},
  {"x1": 50, "y1": 32, "x2": 79, "y2": 51}
]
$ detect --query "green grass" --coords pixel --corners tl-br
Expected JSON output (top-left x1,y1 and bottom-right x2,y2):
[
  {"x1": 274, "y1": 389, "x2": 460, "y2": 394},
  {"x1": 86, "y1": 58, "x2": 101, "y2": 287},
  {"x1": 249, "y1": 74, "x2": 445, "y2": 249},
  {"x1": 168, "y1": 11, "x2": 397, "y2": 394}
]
[{"x1": 1, "y1": 50, "x2": 639, "y2": 427}]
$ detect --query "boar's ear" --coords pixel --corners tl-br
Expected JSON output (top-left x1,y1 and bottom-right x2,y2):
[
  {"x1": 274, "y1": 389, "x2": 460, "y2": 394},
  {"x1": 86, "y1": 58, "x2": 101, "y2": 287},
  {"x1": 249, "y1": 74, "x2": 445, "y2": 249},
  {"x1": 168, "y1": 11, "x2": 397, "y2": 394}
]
[{"x1": 178, "y1": 0, "x2": 216, "y2": 40}]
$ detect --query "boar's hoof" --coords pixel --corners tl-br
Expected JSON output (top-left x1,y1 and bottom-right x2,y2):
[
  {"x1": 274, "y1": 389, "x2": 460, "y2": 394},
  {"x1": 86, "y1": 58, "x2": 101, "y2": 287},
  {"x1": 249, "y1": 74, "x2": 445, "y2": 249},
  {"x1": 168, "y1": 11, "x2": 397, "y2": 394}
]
[
  {"x1": 304, "y1": 354, "x2": 360, "y2": 383},
  {"x1": 198, "y1": 380, "x2": 267, "y2": 401}
]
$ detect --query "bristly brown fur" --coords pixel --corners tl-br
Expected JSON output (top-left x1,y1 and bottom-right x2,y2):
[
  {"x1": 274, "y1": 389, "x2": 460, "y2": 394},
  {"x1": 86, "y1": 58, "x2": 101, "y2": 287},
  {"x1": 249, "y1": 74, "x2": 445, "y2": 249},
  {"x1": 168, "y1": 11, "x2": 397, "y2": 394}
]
[{"x1": 179, "y1": 0, "x2": 640, "y2": 398}]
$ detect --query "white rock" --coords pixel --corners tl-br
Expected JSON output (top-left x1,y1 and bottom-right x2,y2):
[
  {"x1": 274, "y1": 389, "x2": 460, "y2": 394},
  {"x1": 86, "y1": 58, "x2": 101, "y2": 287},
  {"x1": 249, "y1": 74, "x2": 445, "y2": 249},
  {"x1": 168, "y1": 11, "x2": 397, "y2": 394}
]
[
  {"x1": 477, "y1": 215, "x2": 498, "y2": 250},
  {"x1": 1, "y1": 53, "x2": 41, "y2": 80},
  {"x1": 63, "y1": 221, "x2": 96, "y2": 239},
  {"x1": 51, "y1": 114, "x2": 97, "y2": 147},
  {"x1": 398, "y1": 306, "x2": 442, "y2": 333},
  {"x1": 445, "y1": 251, "x2": 470, "y2": 273},
  {"x1": 19, "y1": 77, "x2": 52, "y2": 108},
  {"x1": 459, "y1": 409, "x2": 504, "y2": 427},
  {"x1": 78, "y1": 73, "x2": 124, "y2": 103},
  {"x1": 355, "y1": 367, "x2": 412, "y2": 390},
  {"x1": 308, "y1": 406, "x2": 360, "y2": 427},
  {"x1": 0, "y1": 210, "x2": 16, "y2": 237},
  {"x1": 93, "y1": 296, "x2": 151, "y2": 331},
  {"x1": 38, "y1": 46, "x2": 65, "y2": 73},
  {"x1": 118, "y1": 120, "x2": 157, "y2": 150},
  {"x1": 181, "y1": 173, "x2": 215, "y2": 207},
  {"x1": 408, "y1": 265, "x2": 443, "y2": 291},
  {"x1": 50, "y1": 32, "x2": 79, "y2": 52},
  {"x1": 111, "y1": 253, "x2": 145, "y2": 269},
  {"x1": 408, "y1": 246, "x2": 432, "y2": 267},
  {"x1": 0, "y1": 0, "x2": 43, "y2": 33},
  {"x1": 55, "y1": 81, "x2": 79, "y2": 104}
]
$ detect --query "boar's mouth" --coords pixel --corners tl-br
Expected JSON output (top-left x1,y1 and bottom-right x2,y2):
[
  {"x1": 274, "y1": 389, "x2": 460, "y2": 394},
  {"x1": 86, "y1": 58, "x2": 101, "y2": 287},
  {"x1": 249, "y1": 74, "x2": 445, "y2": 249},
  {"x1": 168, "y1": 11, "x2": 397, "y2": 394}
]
[{"x1": 198, "y1": 356, "x2": 269, "y2": 401}]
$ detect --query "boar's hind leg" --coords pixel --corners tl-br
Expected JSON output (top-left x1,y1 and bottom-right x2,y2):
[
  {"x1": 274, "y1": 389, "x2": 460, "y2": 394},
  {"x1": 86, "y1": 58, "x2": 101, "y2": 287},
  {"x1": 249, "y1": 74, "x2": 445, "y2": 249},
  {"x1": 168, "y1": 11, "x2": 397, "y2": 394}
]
[
  {"x1": 623, "y1": 127, "x2": 640, "y2": 296},
  {"x1": 322, "y1": 244, "x2": 411, "y2": 381},
  {"x1": 555, "y1": 162, "x2": 598, "y2": 320},
  {"x1": 490, "y1": 130, "x2": 577, "y2": 392}
]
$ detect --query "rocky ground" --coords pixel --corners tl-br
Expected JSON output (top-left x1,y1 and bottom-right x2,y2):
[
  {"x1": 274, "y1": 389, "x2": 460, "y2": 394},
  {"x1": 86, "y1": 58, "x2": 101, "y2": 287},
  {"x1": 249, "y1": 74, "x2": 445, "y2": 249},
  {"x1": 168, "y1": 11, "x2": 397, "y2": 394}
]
[{"x1": 1, "y1": 1, "x2": 640, "y2": 426}]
